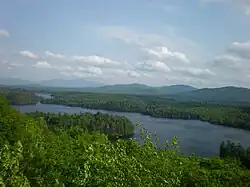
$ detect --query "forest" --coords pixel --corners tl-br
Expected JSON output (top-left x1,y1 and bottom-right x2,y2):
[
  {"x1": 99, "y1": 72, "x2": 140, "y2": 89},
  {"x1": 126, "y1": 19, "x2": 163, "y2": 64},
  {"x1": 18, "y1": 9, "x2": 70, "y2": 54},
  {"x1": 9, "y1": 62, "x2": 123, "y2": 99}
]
[
  {"x1": 26, "y1": 111, "x2": 134, "y2": 139},
  {"x1": 1, "y1": 95, "x2": 250, "y2": 186},
  {"x1": 41, "y1": 91, "x2": 250, "y2": 130},
  {"x1": 220, "y1": 140, "x2": 250, "y2": 169},
  {"x1": 0, "y1": 87, "x2": 40, "y2": 105}
]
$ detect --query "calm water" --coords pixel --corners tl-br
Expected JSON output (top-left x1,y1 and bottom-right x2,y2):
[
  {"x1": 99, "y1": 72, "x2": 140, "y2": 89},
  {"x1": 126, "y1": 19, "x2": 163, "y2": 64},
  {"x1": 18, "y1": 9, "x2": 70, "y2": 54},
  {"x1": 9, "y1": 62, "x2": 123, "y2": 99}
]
[{"x1": 14, "y1": 102, "x2": 250, "y2": 157}]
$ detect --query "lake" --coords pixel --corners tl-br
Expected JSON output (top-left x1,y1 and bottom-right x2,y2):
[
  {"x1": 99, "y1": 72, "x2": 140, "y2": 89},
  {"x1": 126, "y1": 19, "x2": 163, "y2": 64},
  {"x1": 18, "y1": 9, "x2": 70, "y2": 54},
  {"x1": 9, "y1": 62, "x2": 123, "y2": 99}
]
[{"x1": 14, "y1": 102, "x2": 250, "y2": 157}]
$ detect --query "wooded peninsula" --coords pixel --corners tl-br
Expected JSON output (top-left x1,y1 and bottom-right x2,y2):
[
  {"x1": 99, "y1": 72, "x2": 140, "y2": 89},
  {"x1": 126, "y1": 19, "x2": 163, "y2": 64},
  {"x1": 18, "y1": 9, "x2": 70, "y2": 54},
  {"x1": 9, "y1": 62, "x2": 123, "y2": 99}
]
[{"x1": 40, "y1": 91, "x2": 250, "y2": 131}]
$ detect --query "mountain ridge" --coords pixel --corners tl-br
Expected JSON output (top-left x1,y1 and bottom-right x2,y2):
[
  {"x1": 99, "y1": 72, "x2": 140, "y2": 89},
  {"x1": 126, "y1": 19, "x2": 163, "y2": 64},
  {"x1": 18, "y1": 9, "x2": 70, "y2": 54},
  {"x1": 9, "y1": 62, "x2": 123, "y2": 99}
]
[
  {"x1": 39, "y1": 78, "x2": 104, "y2": 88},
  {"x1": 1, "y1": 77, "x2": 250, "y2": 104},
  {"x1": 169, "y1": 86, "x2": 250, "y2": 104}
]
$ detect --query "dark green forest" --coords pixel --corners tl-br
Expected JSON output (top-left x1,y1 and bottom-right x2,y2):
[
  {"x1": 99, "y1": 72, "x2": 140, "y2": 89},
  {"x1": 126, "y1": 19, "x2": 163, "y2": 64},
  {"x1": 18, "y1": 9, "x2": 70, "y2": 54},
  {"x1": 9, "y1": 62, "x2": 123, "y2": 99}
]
[
  {"x1": 0, "y1": 87, "x2": 40, "y2": 105},
  {"x1": 41, "y1": 92, "x2": 250, "y2": 130},
  {"x1": 220, "y1": 140, "x2": 250, "y2": 169},
  {"x1": 26, "y1": 111, "x2": 134, "y2": 139},
  {"x1": 1, "y1": 96, "x2": 250, "y2": 186}
]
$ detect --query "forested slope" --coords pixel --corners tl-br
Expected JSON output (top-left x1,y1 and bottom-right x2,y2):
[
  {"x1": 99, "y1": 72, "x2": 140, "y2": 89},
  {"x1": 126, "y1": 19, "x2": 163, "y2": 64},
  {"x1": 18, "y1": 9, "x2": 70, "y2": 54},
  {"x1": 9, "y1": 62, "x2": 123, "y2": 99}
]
[
  {"x1": 172, "y1": 86, "x2": 250, "y2": 104},
  {"x1": 1, "y1": 96, "x2": 250, "y2": 186},
  {"x1": 0, "y1": 87, "x2": 40, "y2": 105},
  {"x1": 42, "y1": 92, "x2": 250, "y2": 130}
]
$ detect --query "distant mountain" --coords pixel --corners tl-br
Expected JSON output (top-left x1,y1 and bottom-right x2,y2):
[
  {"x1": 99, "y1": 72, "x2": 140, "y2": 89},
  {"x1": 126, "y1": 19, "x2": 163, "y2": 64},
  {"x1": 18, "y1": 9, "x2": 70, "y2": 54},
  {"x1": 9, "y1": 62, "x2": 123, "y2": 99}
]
[
  {"x1": 159, "y1": 85, "x2": 197, "y2": 95},
  {"x1": 80, "y1": 83, "x2": 197, "y2": 95},
  {"x1": 39, "y1": 79, "x2": 104, "y2": 88},
  {"x1": 1, "y1": 78, "x2": 250, "y2": 104},
  {"x1": 171, "y1": 86, "x2": 250, "y2": 104},
  {"x1": 87, "y1": 83, "x2": 158, "y2": 95},
  {"x1": 0, "y1": 78, "x2": 196, "y2": 94},
  {"x1": 0, "y1": 77, "x2": 34, "y2": 86},
  {"x1": 0, "y1": 77, "x2": 104, "y2": 88}
]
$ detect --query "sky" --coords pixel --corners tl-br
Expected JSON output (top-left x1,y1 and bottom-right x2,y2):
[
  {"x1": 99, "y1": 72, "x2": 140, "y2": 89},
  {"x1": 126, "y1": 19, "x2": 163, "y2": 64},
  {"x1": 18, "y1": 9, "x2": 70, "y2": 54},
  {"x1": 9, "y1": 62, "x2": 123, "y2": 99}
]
[{"x1": 0, "y1": 0, "x2": 250, "y2": 88}]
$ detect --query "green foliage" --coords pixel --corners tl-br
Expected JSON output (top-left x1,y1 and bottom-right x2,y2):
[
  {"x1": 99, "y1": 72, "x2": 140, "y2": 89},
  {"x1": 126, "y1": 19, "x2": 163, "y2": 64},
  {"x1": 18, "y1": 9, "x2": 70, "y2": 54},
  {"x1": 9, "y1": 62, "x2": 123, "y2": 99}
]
[
  {"x1": 0, "y1": 88, "x2": 40, "y2": 105},
  {"x1": 174, "y1": 86, "x2": 250, "y2": 105},
  {"x1": 220, "y1": 140, "x2": 250, "y2": 169},
  {"x1": 1, "y1": 96, "x2": 250, "y2": 186},
  {"x1": 26, "y1": 111, "x2": 134, "y2": 138},
  {"x1": 0, "y1": 141, "x2": 30, "y2": 186},
  {"x1": 41, "y1": 91, "x2": 250, "y2": 130}
]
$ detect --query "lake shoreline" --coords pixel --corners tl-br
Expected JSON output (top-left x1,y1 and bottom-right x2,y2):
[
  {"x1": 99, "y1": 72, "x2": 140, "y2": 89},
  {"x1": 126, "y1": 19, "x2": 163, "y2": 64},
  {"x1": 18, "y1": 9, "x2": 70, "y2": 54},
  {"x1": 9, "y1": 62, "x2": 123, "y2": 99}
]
[
  {"x1": 38, "y1": 101, "x2": 250, "y2": 132},
  {"x1": 14, "y1": 102, "x2": 250, "y2": 157}
]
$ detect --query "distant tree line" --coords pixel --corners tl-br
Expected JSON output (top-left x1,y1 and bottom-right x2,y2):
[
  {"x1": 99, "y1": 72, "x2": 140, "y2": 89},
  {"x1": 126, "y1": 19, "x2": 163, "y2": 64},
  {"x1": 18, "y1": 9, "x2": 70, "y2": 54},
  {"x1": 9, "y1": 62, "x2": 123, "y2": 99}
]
[{"x1": 41, "y1": 92, "x2": 250, "y2": 131}]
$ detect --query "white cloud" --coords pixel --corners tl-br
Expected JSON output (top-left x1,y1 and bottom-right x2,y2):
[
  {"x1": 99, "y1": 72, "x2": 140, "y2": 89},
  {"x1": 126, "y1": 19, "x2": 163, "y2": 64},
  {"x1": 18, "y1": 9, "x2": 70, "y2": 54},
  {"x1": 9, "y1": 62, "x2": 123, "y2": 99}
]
[
  {"x1": 136, "y1": 61, "x2": 171, "y2": 73},
  {"x1": 127, "y1": 70, "x2": 140, "y2": 78},
  {"x1": 202, "y1": 0, "x2": 250, "y2": 15},
  {"x1": 100, "y1": 68, "x2": 140, "y2": 79},
  {"x1": 55, "y1": 65, "x2": 74, "y2": 71},
  {"x1": 174, "y1": 67, "x2": 215, "y2": 77},
  {"x1": 78, "y1": 66, "x2": 103, "y2": 75},
  {"x1": 214, "y1": 54, "x2": 241, "y2": 62},
  {"x1": 70, "y1": 71, "x2": 92, "y2": 78},
  {"x1": 20, "y1": 50, "x2": 38, "y2": 59},
  {"x1": 33, "y1": 61, "x2": 51, "y2": 69},
  {"x1": 143, "y1": 46, "x2": 190, "y2": 64},
  {"x1": 0, "y1": 29, "x2": 9, "y2": 37},
  {"x1": 234, "y1": 0, "x2": 250, "y2": 15},
  {"x1": 72, "y1": 55, "x2": 120, "y2": 67},
  {"x1": 99, "y1": 25, "x2": 203, "y2": 62},
  {"x1": 58, "y1": 65, "x2": 103, "y2": 78},
  {"x1": 213, "y1": 54, "x2": 243, "y2": 69},
  {"x1": 228, "y1": 41, "x2": 250, "y2": 59},
  {"x1": 45, "y1": 50, "x2": 65, "y2": 59},
  {"x1": 208, "y1": 40, "x2": 250, "y2": 87},
  {"x1": 59, "y1": 71, "x2": 72, "y2": 77},
  {"x1": 100, "y1": 26, "x2": 148, "y2": 46},
  {"x1": 10, "y1": 63, "x2": 24, "y2": 67}
]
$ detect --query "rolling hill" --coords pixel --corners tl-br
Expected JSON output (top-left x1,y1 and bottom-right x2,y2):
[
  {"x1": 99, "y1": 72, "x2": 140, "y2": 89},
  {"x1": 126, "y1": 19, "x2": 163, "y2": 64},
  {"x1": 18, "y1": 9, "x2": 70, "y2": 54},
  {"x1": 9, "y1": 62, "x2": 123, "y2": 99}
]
[
  {"x1": 0, "y1": 77, "x2": 34, "y2": 86},
  {"x1": 0, "y1": 78, "x2": 104, "y2": 88},
  {"x1": 2, "y1": 77, "x2": 250, "y2": 104},
  {"x1": 39, "y1": 78, "x2": 104, "y2": 88},
  {"x1": 80, "y1": 84, "x2": 197, "y2": 95},
  {"x1": 170, "y1": 86, "x2": 250, "y2": 105}
]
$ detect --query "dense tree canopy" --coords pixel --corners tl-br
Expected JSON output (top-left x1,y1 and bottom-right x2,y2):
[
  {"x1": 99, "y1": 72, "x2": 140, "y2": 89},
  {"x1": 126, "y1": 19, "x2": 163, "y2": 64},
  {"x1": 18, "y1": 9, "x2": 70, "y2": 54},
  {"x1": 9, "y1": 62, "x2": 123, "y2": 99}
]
[
  {"x1": 26, "y1": 111, "x2": 134, "y2": 138},
  {"x1": 220, "y1": 140, "x2": 250, "y2": 169},
  {"x1": 1, "y1": 96, "x2": 250, "y2": 186},
  {"x1": 0, "y1": 87, "x2": 40, "y2": 105},
  {"x1": 41, "y1": 92, "x2": 250, "y2": 130}
]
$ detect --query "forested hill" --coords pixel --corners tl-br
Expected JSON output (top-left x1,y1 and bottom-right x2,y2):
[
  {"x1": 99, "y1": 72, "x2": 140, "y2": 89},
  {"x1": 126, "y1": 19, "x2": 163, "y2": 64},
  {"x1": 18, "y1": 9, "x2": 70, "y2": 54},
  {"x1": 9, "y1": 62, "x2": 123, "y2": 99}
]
[
  {"x1": 1, "y1": 82, "x2": 197, "y2": 95},
  {"x1": 74, "y1": 83, "x2": 197, "y2": 95},
  {"x1": 170, "y1": 86, "x2": 250, "y2": 105},
  {"x1": 0, "y1": 87, "x2": 40, "y2": 105},
  {"x1": 1, "y1": 96, "x2": 250, "y2": 186},
  {"x1": 59, "y1": 84, "x2": 250, "y2": 104},
  {"x1": 3, "y1": 83, "x2": 250, "y2": 104}
]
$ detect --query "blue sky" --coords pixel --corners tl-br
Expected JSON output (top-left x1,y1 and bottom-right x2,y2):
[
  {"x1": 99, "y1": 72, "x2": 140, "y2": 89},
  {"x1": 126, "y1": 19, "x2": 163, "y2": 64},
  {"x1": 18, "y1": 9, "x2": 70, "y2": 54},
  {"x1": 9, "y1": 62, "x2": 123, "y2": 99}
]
[{"x1": 0, "y1": 0, "x2": 250, "y2": 88}]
